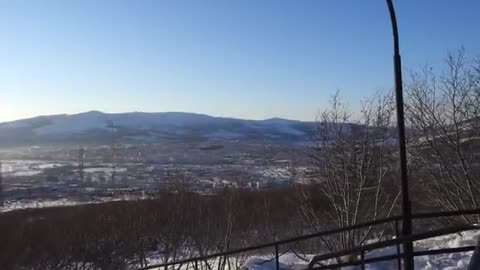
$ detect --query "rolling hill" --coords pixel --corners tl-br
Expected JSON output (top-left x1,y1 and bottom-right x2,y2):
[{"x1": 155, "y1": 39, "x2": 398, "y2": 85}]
[{"x1": 0, "y1": 111, "x2": 317, "y2": 146}]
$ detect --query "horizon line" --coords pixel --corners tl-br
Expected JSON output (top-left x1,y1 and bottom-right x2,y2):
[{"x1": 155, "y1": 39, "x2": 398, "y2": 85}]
[{"x1": 0, "y1": 110, "x2": 315, "y2": 124}]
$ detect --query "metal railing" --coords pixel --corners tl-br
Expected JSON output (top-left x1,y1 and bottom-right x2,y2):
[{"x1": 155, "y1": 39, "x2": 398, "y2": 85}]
[{"x1": 136, "y1": 208, "x2": 480, "y2": 270}]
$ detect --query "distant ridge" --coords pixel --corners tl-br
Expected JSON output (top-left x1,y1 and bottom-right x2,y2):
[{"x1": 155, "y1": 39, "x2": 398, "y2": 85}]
[{"x1": 0, "y1": 111, "x2": 317, "y2": 146}]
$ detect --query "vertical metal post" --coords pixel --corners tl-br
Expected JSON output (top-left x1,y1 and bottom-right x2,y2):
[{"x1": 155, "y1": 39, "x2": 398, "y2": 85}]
[
  {"x1": 385, "y1": 1, "x2": 414, "y2": 269},
  {"x1": 395, "y1": 219, "x2": 402, "y2": 269},
  {"x1": 360, "y1": 251, "x2": 366, "y2": 270},
  {"x1": 275, "y1": 244, "x2": 280, "y2": 270},
  {"x1": 195, "y1": 260, "x2": 198, "y2": 270}
]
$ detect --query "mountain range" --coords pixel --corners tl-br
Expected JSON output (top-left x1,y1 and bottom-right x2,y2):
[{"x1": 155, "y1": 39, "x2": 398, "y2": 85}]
[{"x1": 0, "y1": 111, "x2": 317, "y2": 146}]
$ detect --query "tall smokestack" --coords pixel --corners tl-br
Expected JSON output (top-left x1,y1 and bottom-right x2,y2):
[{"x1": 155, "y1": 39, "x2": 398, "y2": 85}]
[
  {"x1": 110, "y1": 121, "x2": 116, "y2": 183},
  {"x1": 79, "y1": 146, "x2": 85, "y2": 182}
]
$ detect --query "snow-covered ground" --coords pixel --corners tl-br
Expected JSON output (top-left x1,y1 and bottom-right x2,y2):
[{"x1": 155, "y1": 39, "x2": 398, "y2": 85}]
[
  {"x1": 143, "y1": 231, "x2": 479, "y2": 270},
  {"x1": 244, "y1": 230, "x2": 479, "y2": 270},
  {"x1": 84, "y1": 166, "x2": 127, "y2": 173},
  {"x1": 0, "y1": 199, "x2": 84, "y2": 212},
  {"x1": 413, "y1": 230, "x2": 478, "y2": 269},
  {"x1": 1, "y1": 160, "x2": 67, "y2": 177},
  {"x1": 1, "y1": 159, "x2": 131, "y2": 177},
  {"x1": 0, "y1": 195, "x2": 146, "y2": 213}
]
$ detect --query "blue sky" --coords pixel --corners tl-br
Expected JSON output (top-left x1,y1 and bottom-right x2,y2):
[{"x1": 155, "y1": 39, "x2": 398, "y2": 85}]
[{"x1": 0, "y1": 0, "x2": 479, "y2": 122}]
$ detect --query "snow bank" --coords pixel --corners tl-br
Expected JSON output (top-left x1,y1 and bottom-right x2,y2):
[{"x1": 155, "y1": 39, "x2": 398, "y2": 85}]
[{"x1": 240, "y1": 231, "x2": 479, "y2": 270}]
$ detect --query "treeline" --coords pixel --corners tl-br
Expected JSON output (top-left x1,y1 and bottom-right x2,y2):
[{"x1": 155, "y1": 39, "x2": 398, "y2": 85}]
[{"x1": 0, "y1": 186, "x2": 333, "y2": 270}]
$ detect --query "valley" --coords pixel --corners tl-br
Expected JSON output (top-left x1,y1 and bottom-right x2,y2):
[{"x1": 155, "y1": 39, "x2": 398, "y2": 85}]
[{"x1": 0, "y1": 141, "x2": 311, "y2": 212}]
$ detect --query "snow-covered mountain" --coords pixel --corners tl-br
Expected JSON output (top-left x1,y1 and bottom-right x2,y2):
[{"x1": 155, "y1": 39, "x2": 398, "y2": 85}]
[{"x1": 0, "y1": 111, "x2": 317, "y2": 146}]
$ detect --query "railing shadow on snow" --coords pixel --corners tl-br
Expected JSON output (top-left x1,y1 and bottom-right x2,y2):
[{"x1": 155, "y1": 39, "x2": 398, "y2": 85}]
[{"x1": 136, "y1": 208, "x2": 480, "y2": 270}]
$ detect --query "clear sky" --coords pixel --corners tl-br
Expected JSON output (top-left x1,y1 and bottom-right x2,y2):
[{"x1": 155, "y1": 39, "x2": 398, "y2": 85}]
[{"x1": 0, "y1": 0, "x2": 479, "y2": 122}]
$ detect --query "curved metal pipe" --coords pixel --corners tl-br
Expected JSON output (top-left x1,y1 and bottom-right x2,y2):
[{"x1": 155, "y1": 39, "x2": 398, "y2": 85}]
[{"x1": 385, "y1": 0, "x2": 414, "y2": 269}]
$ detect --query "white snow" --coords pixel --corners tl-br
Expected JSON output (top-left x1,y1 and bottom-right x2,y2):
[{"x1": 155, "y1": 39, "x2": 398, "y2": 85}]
[
  {"x1": 35, "y1": 112, "x2": 109, "y2": 135},
  {"x1": 257, "y1": 166, "x2": 291, "y2": 180},
  {"x1": 0, "y1": 196, "x2": 147, "y2": 213},
  {"x1": 175, "y1": 231, "x2": 479, "y2": 270},
  {"x1": 84, "y1": 167, "x2": 127, "y2": 173},
  {"x1": 32, "y1": 111, "x2": 221, "y2": 135},
  {"x1": 1, "y1": 160, "x2": 66, "y2": 177},
  {"x1": 412, "y1": 230, "x2": 478, "y2": 270},
  {"x1": 0, "y1": 199, "x2": 82, "y2": 212}
]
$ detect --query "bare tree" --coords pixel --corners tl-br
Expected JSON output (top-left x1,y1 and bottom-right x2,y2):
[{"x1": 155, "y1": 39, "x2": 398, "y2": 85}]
[
  {"x1": 304, "y1": 91, "x2": 401, "y2": 262},
  {"x1": 406, "y1": 49, "x2": 480, "y2": 223}
]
